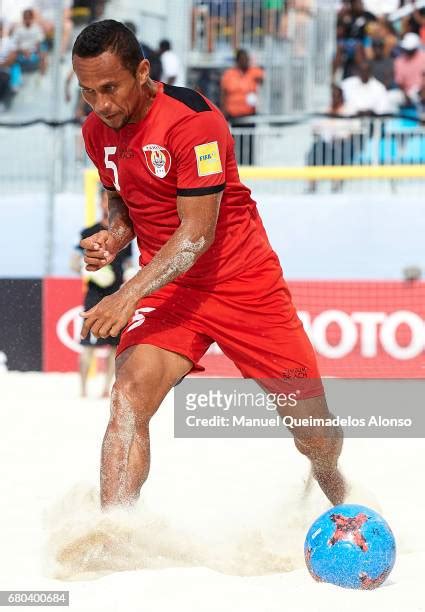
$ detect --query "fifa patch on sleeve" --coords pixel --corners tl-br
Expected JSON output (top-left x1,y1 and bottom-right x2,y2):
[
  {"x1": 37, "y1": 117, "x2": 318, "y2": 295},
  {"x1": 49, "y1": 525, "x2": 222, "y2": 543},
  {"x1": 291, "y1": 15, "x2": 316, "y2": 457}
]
[{"x1": 194, "y1": 141, "x2": 223, "y2": 177}]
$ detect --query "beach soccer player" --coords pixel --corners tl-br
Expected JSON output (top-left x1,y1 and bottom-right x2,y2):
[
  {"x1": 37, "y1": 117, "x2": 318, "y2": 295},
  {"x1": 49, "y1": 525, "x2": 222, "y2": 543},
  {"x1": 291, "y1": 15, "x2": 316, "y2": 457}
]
[{"x1": 72, "y1": 20, "x2": 347, "y2": 509}]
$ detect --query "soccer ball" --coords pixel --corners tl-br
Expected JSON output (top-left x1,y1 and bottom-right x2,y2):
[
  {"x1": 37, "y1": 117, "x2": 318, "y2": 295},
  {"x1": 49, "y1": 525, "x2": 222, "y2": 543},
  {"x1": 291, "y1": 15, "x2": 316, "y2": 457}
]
[{"x1": 304, "y1": 504, "x2": 396, "y2": 589}]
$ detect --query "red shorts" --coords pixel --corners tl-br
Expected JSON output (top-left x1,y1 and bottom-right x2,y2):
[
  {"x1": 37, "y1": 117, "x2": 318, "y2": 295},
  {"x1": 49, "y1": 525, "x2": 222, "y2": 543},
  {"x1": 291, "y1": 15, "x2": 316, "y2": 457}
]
[{"x1": 117, "y1": 254, "x2": 323, "y2": 397}]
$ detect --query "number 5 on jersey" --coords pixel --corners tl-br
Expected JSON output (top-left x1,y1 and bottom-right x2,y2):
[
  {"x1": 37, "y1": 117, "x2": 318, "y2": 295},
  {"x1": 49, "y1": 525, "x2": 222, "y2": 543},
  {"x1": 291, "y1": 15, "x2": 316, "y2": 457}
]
[{"x1": 104, "y1": 146, "x2": 121, "y2": 191}]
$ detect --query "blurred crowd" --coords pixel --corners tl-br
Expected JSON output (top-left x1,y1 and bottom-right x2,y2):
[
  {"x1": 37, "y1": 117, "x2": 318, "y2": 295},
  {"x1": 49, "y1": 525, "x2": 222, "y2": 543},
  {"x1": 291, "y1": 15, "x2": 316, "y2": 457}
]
[
  {"x1": 332, "y1": 0, "x2": 425, "y2": 117},
  {"x1": 305, "y1": 0, "x2": 425, "y2": 173},
  {"x1": 0, "y1": 0, "x2": 107, "y2": 111},
  {"x1": 191, "y1": 0, "x2": 316, "y2": 51}
]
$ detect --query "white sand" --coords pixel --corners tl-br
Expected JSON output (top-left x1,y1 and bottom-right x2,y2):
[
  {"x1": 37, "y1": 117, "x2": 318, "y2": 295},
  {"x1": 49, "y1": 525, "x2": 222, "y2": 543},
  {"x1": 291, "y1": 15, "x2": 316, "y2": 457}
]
[{"x1": 0, "y1": 372, "x2": 423, "y2": 611}]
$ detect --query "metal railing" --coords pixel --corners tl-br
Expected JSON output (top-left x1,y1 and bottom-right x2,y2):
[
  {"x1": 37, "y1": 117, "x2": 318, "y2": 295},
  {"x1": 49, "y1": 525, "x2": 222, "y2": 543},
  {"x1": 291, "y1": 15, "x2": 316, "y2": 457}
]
[
  {"x1": 188, "y1": 0, "x2": 336, "y2": 115},
  {"x1": 2, "y1": 116, "x2": 425, "y2": 194},
  {"x1": 230, "y1": 115, "x2": 425, "y2": 167}
]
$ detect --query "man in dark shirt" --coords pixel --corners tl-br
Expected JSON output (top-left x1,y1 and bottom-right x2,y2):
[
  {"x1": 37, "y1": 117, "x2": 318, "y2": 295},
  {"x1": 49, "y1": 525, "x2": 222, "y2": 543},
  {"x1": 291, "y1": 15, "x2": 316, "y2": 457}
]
[
  {"x1": 369, "y1": 38, "x2": 394, "y2": 89},
  {"x1": 341, "y1": 0, "x2": 376, "y2": 41},
  {"x1": 71, "y1": 188, "x2": 133, "y2": 397}
]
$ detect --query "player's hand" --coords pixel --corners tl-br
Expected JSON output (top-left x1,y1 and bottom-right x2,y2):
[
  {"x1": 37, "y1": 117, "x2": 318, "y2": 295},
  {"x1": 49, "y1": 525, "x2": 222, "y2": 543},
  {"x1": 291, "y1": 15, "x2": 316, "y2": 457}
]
[
  {"x1": 80, "y1": 230, "x2": 119, "y2": 272},
  {"x1": 80, "y1": 287, "x2": 138, "y2": 339}
]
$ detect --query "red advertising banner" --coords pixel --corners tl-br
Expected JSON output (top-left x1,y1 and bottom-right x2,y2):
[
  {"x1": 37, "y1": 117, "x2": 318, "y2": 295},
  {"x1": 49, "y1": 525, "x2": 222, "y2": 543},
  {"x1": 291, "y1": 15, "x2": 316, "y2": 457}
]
[
  {"x1": 43, "y1": 279, "x2": 425, "y2": 377},
  {"x1": 43, "y1": 278, "x2": 84, "y2": 372},
  {"x1": 291, "y1": 281, "x2": 425, "y2": 378}
]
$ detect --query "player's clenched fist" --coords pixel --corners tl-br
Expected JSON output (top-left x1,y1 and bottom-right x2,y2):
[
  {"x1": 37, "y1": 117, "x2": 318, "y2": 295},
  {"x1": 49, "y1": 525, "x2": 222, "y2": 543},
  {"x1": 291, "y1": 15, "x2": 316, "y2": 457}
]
[{"x1": 79, "y1": 229, "x2": 119, "y2": 272}]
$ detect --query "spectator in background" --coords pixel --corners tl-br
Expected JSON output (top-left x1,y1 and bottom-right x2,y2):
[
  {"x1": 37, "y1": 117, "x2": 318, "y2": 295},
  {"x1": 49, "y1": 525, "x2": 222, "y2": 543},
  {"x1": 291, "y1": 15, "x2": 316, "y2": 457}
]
[
  {"x1": 34, "y1": 0, "x2": 73, "y2": 57},
  {"x1": 395, "y1": 32, "x2": 425, "y2": 99},
  {"x1": 220, "y1": 49, "x2": 264, "y2": 165},
  {"x1": 220, "y1": 48, "x2": 263, "y2": 119},
  {"x1": 338, "y1": 0, "x2": 376, "y2": 42},
  {"x1": 401, "y1": 5, "x2": 425, "y2": 41},
  {"x1": 191, "y1": 1, "x2": 236, "y2": 52},
  {"x1": 411, "y1": 70, "x2": 425, "y2": 118},
  {"x1": 342, "y1": 60, "x2": 392, "y2": 114},
  {"x1": 307, "y1": 84, "x2": 362, "y2": 192},
  {"x1": 13, "y1": 9, "x2": 47, "y2": 74},
  {"x1": 334, "y1": 17, "x2": 366, "y2": 79},
  {"x1": 263, "y1": 0, "x2": 286, "y2": 38},
  {"x1": 70, "y1": 189, "x2": 133, "y2": 398},
  {"x1": 70, "y1": 0, "x2": 107, "y2": 26},
  {"x1": 333, "y1": 0, "x2": 377, "y2": 80},
  {"x1": 263, "y1": 0, "x2": 286, "y2": 37},
  {"x1": 0, "y1": 20, "x2": 21, "y2": 109},
  {"x1": 366, "y1": 17, "x2": 398, "y2": 59},
  {"x1": 280, "y1": 0, "x2": 315, "y2": 55},
  {"x1": 368, "y1": 38, "x2": 394, "y2": 88},
  {"x1": 158, "y1": 39, "x2": 183, "y2": 86}
]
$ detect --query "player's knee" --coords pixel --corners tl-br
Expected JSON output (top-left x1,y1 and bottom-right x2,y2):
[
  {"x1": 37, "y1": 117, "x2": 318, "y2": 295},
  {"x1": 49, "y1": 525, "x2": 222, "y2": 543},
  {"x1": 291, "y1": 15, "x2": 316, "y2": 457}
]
[{"x1": 110, "y1": 375, "x2": 153, "y2": 424}]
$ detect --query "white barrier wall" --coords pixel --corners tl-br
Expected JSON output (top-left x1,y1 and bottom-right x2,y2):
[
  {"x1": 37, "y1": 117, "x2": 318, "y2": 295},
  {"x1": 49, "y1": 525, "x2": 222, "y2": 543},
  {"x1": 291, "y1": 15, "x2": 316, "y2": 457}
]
[{"x1": 0, "y1": 191, "x2": 423, "y2": 279}]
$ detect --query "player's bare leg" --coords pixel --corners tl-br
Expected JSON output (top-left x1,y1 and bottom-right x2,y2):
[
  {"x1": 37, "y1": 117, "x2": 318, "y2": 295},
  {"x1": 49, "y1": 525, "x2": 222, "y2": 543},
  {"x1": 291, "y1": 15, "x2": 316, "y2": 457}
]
[
  {"x1": 278, "y1": 394, "x2": 346, "y2": 506},
  {"x1": 101, "y1": 344, "x2": 192, "y2": 509},
  {"x1": 102, "y1": 347, "x2": 116, "y2": 398},
  {"x1": 79, "y1": 346, "x2": 95, "y2": 398}
]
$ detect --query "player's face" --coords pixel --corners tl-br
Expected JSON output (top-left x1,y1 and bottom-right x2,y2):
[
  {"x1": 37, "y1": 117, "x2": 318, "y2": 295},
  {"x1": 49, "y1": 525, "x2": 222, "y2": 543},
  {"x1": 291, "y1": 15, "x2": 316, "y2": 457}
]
[{"x1": 73, "y1": 52, "x2": 149, "y2": 130}]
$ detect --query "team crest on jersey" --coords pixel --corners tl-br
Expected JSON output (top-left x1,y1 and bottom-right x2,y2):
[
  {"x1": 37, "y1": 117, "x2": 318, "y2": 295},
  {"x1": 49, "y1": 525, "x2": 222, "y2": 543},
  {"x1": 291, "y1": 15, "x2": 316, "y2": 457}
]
[{"x1": 142, "y1": 144, "x2": 172, "y2": 178}]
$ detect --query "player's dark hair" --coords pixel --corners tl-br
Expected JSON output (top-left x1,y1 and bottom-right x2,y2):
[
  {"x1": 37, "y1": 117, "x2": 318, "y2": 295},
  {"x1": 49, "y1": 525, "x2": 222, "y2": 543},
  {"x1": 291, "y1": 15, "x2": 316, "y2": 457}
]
[{"x1": 72, "y1": 19, "x2": 144, "y2": 76}]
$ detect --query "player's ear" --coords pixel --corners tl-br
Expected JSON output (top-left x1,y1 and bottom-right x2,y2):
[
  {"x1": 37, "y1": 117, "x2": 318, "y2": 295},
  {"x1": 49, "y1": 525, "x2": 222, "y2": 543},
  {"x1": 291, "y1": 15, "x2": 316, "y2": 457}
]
[{"x1": 137, "y1": 59, "x2": 150, "y2": 86}]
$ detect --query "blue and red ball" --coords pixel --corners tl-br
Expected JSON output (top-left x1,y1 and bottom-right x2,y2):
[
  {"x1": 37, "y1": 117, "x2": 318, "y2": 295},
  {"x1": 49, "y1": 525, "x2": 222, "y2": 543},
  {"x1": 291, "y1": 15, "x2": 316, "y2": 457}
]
[{"x1": 304, "y1": 504, "x2": 396, "y2": 589}]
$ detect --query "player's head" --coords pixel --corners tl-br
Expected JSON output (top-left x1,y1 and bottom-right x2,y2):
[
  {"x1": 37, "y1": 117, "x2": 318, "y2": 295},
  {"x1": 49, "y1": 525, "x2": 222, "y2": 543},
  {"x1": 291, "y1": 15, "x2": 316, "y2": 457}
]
[
  {"x1": 235, "y1": 49, "x2": 249, "y2": 71},
  {"x1": 72, "y1": 19, "x2": 149, "y2": 130},
  {"x1": 23, "y1": 9, "x2": 35, "y2": 27}
]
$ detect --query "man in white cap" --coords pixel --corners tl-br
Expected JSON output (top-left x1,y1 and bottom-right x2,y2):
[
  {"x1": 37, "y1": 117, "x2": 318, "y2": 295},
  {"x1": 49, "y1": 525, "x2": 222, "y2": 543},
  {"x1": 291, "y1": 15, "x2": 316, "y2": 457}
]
[{"x1": 395, "y1": 32, "x2": 425, "y2": 98}]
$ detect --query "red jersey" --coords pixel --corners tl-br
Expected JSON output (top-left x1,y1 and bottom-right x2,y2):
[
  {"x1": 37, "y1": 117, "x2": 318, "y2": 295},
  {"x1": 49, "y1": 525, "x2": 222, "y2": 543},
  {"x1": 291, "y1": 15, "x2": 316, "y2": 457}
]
[{"x1": 82, "y1": 82, "x2": 276, "y2": 288}]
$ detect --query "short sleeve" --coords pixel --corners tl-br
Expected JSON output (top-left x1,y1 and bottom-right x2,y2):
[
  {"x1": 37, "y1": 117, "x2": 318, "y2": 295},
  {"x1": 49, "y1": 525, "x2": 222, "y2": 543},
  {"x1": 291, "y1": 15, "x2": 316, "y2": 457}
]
[
  {"x1": 169, "y1": 111, "x2": 228, "y2": 197},
  {"x1": 82, "y1": 121, "x2": 115, "y2": 191}
]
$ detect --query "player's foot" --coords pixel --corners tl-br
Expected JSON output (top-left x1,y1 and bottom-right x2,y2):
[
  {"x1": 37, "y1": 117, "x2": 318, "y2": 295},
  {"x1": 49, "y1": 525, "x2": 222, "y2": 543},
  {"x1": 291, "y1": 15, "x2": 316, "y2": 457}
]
[{"x1": 312, "y1": 464, "x2": 346, "y2": 506}]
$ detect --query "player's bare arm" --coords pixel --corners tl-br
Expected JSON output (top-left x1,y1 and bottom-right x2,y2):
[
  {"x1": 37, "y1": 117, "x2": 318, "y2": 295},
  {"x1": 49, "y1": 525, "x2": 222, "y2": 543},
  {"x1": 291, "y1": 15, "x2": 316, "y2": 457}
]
[
  {"x1": 80, "y1": 191, "x2": 222, "y2": 340},
  {"x1": 80, "y1": 189, "x2": 135, "y2": 272}
]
